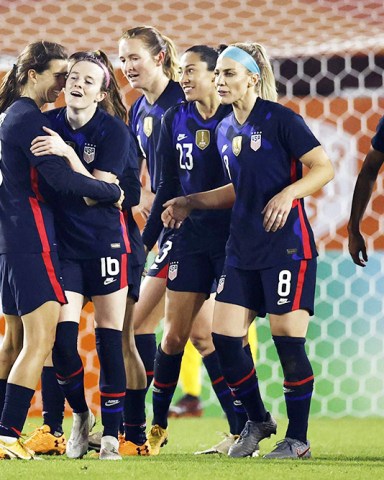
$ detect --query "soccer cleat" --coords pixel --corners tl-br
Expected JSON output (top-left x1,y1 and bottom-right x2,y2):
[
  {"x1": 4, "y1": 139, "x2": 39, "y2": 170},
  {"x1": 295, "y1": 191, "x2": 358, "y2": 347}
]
[
  {"x1": 66, "y1": 409, "x2": 96, "y2": 459},
  {"x1": 194, "y1": 433, "x2": 239, "y2": 455},
  {"x1": 0, "y1": 438, "x2": 34, "y2": 460},
  {"x1": 99, "y1": 435, "x2": 122, "y2": 461},
  {"x1": 147, "y1": 425, "x2": 168, "y2": 456},
  {"x1": 88, "y1": 431, "x2": 125, "y2": 452},
  {"x1": 228, "y1": 413, "x2": 277, "y2": 458},
  {"x1": 88, "y1": 430, "x2": 102, "y2": 452},
  {"x1": 168, "y1": 394, "x2": 203, "y2": 418},
  {"x1": 263, "y1": 437, "x2": 311, "y2": 459},
  {"x1": 119, "y1": 439, "x2": 151, "y2": 456},
  {"x1": 0, "y1": 444, "x2": 16, "y2": 459},
  {"x1": 24, "y1": 424, "x2": 66, "y2": 455}
]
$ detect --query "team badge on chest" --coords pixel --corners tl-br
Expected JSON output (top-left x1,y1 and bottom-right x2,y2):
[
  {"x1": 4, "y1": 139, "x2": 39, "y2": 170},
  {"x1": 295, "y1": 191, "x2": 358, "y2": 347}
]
[
  {"x1": 251, "y1": 132, "x2": 262, "y2": 152},
  {"x1": 143, "y1": 116, "x2": 153, "y2": 137},
  {"x1": 232, "y1": 136, "x2": 242, "y2": 156},
  {"x1": 83, "y1": 143, "x2": 96, "y2": 164},
  {"x1": 168, "y1": 262, "x2": 179, "y2": 281},
  {"x1": 195, "y1": 129, "x2": 210, "y2": 150}
]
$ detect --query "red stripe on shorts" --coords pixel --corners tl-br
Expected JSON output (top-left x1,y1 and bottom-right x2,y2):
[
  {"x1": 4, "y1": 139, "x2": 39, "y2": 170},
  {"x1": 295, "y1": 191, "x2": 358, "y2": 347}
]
[
  {"x1": 292, "y1": 260, "x2": 307, "y2": 311},
  {"x1": 29, "y1": 197, "x2": 66, "y2": 304}
]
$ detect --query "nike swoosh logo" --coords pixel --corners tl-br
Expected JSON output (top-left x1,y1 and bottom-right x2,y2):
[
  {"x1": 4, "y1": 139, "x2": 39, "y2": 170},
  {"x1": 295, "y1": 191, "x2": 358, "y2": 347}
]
[
  {"x1": 177, "y1": 134, "x2": 188, "y2": 141},
  {"x1": 222, "y1": 144, "x2": 228, "y2": 153},
  {"x1": 297, "y1": 447, "x2": 310, "y2": 457},
  {"x1": 104, "y1": 277, "x2": 117, "y2": 285},
  {"x1": 105, "y1": 400, "x2": 120, "y2": 407},
  {"x1": 277, "y1": 298, "x2": 290, "y2": 305}
]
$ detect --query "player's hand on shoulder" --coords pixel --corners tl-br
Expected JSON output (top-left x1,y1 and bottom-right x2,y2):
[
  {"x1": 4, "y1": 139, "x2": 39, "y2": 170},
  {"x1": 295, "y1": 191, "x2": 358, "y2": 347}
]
[{"x1": 30, "y1": 126, "x2": 71, "y2": 158}]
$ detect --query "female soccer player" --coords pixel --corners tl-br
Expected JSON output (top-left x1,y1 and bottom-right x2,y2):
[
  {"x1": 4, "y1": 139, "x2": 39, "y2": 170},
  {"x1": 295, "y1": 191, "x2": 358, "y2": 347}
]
[
  {"x1": 30, "y1": 51, "x2": 138, "y2": 460},
  {"x1": 25, "y1": 50, "x2": 147, "y2": 458},
  {"x1": 162, "y1": 42, "x2": 334, "y2": 459},
  {"x1": 0, "y1": 41, "x2": 122, "y2": 460},
  {"x1": 142, "y1": 44, "x2": 252, "y2": 456}
]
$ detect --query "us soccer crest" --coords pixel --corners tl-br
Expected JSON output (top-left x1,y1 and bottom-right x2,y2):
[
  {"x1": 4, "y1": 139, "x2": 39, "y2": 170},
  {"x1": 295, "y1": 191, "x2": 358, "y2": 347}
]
[
  {"x1": 168, "y1": 262, "x2": 179, "y2": 281},
  {"x1": 232, "y1": 136, "x2": 242, "y2": 156},
  {"x1": 251, "y1": 132, "x2": 262, "y2": 152},
  {"x1": 195, "y1": 129, "x2": 210, "y2": 150},
  {"x1": 217, "y1": 275, "x2": 226, "y2": 294},
  {"x1": 83, "y1": 143, "x2": 96, "y2": 164},
  {"x1": 143, "y1": 116, "x2": 153, "y2": 137}
]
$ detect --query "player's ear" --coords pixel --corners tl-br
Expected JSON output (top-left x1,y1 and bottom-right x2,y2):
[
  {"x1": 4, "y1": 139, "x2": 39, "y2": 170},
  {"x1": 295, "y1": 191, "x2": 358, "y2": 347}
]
[
  {"x1": 95, "y1": 91, "x2": 107, "y2": 103},
  {"x1": 248, "y1": 73, "x2": 259, "y2": 88},
  {"x1": 28, "y1": 69, "x2": 38, "y2": 84},
  {"x1": 155, "y1": 51, "x2": 165, "y2": 66}
]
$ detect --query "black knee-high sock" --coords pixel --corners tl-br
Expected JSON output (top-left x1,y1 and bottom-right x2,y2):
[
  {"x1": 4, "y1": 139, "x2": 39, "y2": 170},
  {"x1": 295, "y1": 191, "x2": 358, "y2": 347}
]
[
  {"x1": 123, "y1": 388, "x2": 147, "y2": 444},
  {"x1": 212, "y1": 333, "x2": 267, "y2": 423},
  {"x1": 0, "y1": 379, "x2": 6, "y2": 417},
  {"x1": 135, "y1": 334, "x2": 157, "y2": 391},
  {"x1": 41, "y1": 366, "x2": 65, "y2": 434},
  {"x1": 52, "y1": 322, "x2": 87, "y2": 414},
  {"x1": 152, "y1": 345, "x2": 183, "y2": 429},
  {"x1": 273, "y1": 336, "x2": 314, "y2": 442},
  {"x1": 231, "y1": 344, "x2": 253, "y2": 434},
  {"x1": 203, "y1": 350, "x2": 238, "y2": 434},
  {"x1": 96, "y1": 328, "x2": 126, "y2": 439},
  {"x1": 0, "y1": 384, "x2": 35, "y2": 438}
]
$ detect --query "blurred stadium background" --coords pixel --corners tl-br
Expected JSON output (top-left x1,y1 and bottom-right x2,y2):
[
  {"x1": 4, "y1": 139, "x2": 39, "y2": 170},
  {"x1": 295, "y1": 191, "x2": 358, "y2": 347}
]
[{"x1": 0, "y1": 0, "x2": 383, "y2": 418}]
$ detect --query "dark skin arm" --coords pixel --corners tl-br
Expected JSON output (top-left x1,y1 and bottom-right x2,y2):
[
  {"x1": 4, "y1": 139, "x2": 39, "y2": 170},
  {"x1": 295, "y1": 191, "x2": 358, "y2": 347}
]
[{"x1": 348, "y1": 147, "x2": 384, "y2": 266}]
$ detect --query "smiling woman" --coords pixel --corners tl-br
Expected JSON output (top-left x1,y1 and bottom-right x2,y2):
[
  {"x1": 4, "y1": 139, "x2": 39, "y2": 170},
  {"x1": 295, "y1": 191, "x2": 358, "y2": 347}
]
[
  {"x1": 0, "y1": 41, "x2": 122, "y2": 461},
  {"x1": 27, "y1": 51, "x2": 141, "y2": 460}
]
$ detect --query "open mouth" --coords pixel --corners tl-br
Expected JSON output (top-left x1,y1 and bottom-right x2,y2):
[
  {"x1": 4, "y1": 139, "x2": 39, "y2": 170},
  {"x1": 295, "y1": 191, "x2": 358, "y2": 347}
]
[{"x1": 70, "y1": 91, "x2": 83, "y2": 97}]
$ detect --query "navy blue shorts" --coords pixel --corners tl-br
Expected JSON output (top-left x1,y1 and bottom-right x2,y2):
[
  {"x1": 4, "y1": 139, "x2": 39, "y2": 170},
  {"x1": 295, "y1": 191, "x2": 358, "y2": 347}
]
[
  {"x1": 167, "y1": 247, "x2": 225, "y2": 297},
  {"x1": 0, "y1": 252, "x2": 67, "y2": 316},
  {"x1": 146, "y1": 238, "x2": 173, "y2": 279},
  {"x1": 215, "y1": 259, "x2": 317, "y2": 316},
  {"x1": 61, "y1": 254, "x2": 128, "y2": 298},
  {"x1": 127, "y1": 260, "x2": 144, "y2": 302}
]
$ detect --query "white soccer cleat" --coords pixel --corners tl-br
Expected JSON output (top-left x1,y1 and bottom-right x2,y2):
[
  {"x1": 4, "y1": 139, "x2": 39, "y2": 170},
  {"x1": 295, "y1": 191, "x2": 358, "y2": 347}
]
[
  {"x1": 99, "y1": 435, "x2": 122, "y2": 460},
  {"x1": 66, "y1": 409, "x2": 95, "y2": 459}
]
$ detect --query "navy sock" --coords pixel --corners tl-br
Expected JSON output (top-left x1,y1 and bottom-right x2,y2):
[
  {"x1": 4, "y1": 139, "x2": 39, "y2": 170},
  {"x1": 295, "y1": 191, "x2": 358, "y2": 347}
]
[
  {"x1": 52, "y1": 322, "x2": 87, "y2": 414},
  {"x1": 203, "y1": 350, "x2": 238, "y2": 434},
  {"x1": 123, "y1": 388, "x2": 147, "y2": 444},
  {"x1": 212, "y1": 333, "x2": 267, "y2": 423},
  {"x1": 135, "y1": 334, "x2": 157, "y2": 391},
  {"x1": 96, "y1": 328, "x2": 126, "y2": 439},
  {"x1": 0, "y1": 379, "x2": 6, "y2": 417},
  {"x1": 273, "y1": 336, "x2": 314, "y2": 443},
  {"x1": 0, "y1": 383, "x2": 35, "y2": 438},
  {"x1": 231, "y1": 344, "x2": 254, "y2": 434},
  {"x1": 41, "y1": 366, "x2": 65, "y2": 435},
  {"x1": 152, "y1": 345, "x2": 183, "y2": 429}
]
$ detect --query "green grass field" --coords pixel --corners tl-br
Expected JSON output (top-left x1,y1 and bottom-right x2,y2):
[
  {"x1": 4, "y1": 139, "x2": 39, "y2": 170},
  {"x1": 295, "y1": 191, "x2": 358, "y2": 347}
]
[{"x1": 1, "y1": 416, "x2": 384, "y2": 480}]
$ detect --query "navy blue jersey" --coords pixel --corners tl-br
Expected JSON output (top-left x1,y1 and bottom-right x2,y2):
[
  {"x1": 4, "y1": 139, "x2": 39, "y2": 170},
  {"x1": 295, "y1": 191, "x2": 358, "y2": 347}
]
[
  {"x1": 0, "y1": 98, "x2": 121, "y2": 254},
  {"x1": 44, "y1": 107, "x2": 135, "y2": 259},
  {"x1": 129, "y1": 80, "x2": 184, "y2": 192},
  {"x1": 216, "y1": 98, "x2": 320, "y2": 270},
  {"x1": 142, "y1": 102, "x2": 232, "y2": 251},
  {"x1": 371, "y1": 115, "x2": 384, "y2": 152}
]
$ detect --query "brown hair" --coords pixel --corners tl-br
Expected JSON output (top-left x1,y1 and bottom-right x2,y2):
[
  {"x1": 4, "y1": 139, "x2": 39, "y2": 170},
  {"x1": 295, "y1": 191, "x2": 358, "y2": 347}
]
[
  {"x1": 120, "y1": 26, "x2": 179, "y2": 81},
  {"x1": 0, "y1": 41, "x2": 67, "y2": 113},
  {"x1": 68, "y1": 50, "x2": 127, "y2": 122}
]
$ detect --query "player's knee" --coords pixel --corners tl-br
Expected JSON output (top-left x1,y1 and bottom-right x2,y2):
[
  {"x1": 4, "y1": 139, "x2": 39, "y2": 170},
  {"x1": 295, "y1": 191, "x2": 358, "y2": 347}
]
[
  {"x1": 162, "y1": 332, "x2": 187, "y2": 355},
  {"x1": 189, "y1": 334, "x2": 213, "y2": 357}
]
